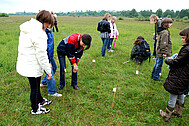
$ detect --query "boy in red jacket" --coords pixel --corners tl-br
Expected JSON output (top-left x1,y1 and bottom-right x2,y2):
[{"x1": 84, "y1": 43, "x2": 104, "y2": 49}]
[{"x1": 57, "y1": 33, "x2": 92, "y2": 90}]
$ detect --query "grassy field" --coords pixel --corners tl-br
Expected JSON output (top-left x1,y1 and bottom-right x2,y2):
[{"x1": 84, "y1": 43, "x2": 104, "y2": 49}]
[{"x1": 0, "y1": 16, "x2": 189, "y2": 125}]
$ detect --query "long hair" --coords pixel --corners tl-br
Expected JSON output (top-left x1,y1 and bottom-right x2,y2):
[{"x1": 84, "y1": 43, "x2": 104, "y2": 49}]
[
  {"x1": 103, "y1": 13, "x2": 111, "y2": 21},
  {"x1": 36, "y1": 10, "x2": 54, "y2": 29},
  {"x1": 179, "y1": 27, "x2": 189, "y2": 43}
]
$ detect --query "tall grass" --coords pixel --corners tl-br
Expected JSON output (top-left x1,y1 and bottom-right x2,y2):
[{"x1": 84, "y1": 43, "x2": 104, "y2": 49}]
[{"x1": 0, "y1": 16, "x2": 189, "y2": 125}]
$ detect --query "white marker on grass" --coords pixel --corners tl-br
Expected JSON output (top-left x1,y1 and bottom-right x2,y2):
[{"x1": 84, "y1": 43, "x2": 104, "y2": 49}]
[
  {"x1": 92, "y1": 60, "x2": 96, "y2": 62},
  {"x1": 136, "y1": 70, "x2": 139, "y2": 75},
  {"x1": 113, "y1": 88, "x2": 116, "y2": 92}
]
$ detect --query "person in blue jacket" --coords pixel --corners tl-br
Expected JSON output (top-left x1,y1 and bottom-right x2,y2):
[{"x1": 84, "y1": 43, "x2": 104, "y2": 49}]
[
  {"x1": 40, "y1": 14, "x2": 62, "y2": 97},
  {"x1": 57, "y1": 33, "x2": 92, "y2": 90}
]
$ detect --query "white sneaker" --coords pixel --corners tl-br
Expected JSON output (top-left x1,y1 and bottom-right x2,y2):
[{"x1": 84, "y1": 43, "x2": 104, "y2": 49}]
[
  {"x1": 108, "y1": 49, "x2": 114, "y2": 52},
  {"x1": 31, "y1": 104, "x2": 50, "y2": 115},
  {"x1": 48, "y1": 93, "x2": 62, "y2": 97},
  {"x1": 40, "y1": 98, "x2": 52, "y2": 107}
]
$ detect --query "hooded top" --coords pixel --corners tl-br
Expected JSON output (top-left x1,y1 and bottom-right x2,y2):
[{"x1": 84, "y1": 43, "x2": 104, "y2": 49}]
[{"x1": 16, "y1": 18, "x2": 51, "y2": 77}]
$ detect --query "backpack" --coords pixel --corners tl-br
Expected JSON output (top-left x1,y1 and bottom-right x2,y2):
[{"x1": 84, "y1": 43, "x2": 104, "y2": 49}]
[
  {"x1": 97, "y1": 19, "x2": 110, "y2": 32},
  {"x1": 138, "y1": 40, "x2": 151, "y2": 62}
]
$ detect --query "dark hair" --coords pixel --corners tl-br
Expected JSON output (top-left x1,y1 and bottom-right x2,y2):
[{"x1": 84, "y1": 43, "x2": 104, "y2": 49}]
[
  {"x1": 161, "y1": 18, "x2": 173, "y2": 28},
  {"x1": 134, "y1": 39, "x2": 141, "y2": 46},
  {"x1": 36, "y1": 10, "x2": 54, "y2": 28},
  {"x1": 179, "y1": 27, "x2": 189, "y2": 43},
  {"x1": 137, "y1": 36, "x2": 144, "y2": 40},
  {"x1": 81, "y1": 34, "x2": 92, "y2": 50}
]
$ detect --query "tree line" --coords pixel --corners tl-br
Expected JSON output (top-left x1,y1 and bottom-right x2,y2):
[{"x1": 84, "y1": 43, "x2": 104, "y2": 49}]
[{"x1": 6, "y1": 9, "x2": 189, "y2": 19}]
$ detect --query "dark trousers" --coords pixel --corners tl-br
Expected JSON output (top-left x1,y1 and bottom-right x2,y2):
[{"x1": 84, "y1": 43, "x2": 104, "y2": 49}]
[
  {"x1": 57, "y1": 52, "x2": 78, "y2": 87},
  {"x1": 28, "y1": 77, "x2": 43, "y2": 111}
]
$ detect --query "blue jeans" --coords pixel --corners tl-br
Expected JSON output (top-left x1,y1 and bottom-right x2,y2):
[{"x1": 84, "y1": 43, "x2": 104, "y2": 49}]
[
  {"x1": 41, "y1": 58, "x2": 57, "y2": 95},
  {"x1": 151, "y1": 57, "x2": 163, "y2": 80},
  {"x1": 101, "y1": 37, "x2": 109, "y2": 56},
  {"x1": 168, "y1": 93, "x2": 184, "y2": 108},
  {"x1": 107, "y1": 38, "x2": 114, "y2": 50},
  {"x1": 57, "y1": 52, "x2": 77, "y2": 87}
]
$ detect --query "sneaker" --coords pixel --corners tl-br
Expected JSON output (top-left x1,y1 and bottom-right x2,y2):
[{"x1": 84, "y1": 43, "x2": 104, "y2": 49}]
[
  {"x1": 40, "y1": 83, "x2": 47, "y2": 87},
  {"x1": 48, "y1": 93, "x2": 62, "y2": 97},
  {"x1": 31, "y1": 104, "x2": 50, "y2": 115},
  {"x1": 108, "y1": 49, "x2": 113, "y2": 52},
  {"x1": 40, "y1": 98, "x2": 52, "y2": 107}
]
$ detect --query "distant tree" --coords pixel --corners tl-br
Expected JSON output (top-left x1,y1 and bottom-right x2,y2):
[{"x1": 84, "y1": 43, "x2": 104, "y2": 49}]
[
  {"x1": 163, "y1": 9, "x2": 175, "y2": 18},
  {"x1": 129, "y1": 9, "x2": 138, "y2": 18},
  {"x1": 179, "y1": 9, "x2": 189, "y2": 18},
  {"x1": 156, "y1": 9, "x2": 163, "y2": 18},
  {"x1": 0, "y1": 13, "x2": 9, "y2": 17},
  {"x1": 140, "y1": 10, "x2": 153, "y2": 17}
]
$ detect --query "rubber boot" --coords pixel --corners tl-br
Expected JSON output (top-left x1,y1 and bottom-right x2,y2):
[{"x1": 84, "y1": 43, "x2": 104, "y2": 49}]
[
  {"x1": 172, "y1": 100, "x2": 184, "y2": 117},
  {"x1": 159, "y1": 105, "x2": 174, "y2": 122}
]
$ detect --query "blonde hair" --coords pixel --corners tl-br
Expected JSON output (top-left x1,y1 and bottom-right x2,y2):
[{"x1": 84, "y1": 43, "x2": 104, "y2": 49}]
[
  {"x1": 111, "y1": 16, "x2": 117, "y2": 21},
  {"x1": 150, "y1": 14, "x2": 158, "y2": 24},
  {"x1": 103, "y1": 13, "x2": 111, "y2": 21}
]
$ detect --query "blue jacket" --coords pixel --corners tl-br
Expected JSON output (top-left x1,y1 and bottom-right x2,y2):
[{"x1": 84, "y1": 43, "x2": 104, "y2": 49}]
[{"x1": 45, "y1": 29, "x2": 54, "y2": 60}]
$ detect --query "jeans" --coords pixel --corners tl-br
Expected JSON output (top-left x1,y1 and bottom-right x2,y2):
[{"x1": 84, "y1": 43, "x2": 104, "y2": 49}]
[
  {"x1": 28, "y1": 77, "x2": 44, "y2": 111},
  {"x1": 168, "y1": 93, "x2": 184, "y2": 108},
  {"x1": 107, "y1": 38, "x2": 114, "y2": 50},
  {"x1": 151, "y1": 57, "x2": 164, "y2": 80},
  {"x1": 101, "y1": 37, "x2": 109, "y2": 56},
  {"x1": 41, "y1": 58, "x2": 57, "y2": 95},
  {"x1": 57, "y1": 52, "x2": 77, "y2": 87}
]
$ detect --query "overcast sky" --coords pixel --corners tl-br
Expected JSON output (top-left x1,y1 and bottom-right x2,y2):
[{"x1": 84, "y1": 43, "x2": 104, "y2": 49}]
[{"x1": 0, "y1": 0, "x2": 188, "y2": 13}]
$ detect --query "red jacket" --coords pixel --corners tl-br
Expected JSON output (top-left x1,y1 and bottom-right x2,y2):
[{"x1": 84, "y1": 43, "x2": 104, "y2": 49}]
[{"x1": 57, "y1": 33, "x2": 84, "y2": 65}]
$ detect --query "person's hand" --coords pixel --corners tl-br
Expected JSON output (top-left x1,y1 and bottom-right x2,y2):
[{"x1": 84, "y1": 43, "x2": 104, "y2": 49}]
[
  {"x1": 47, "y1": 73, "x2": 52, "y2": 80},
  {"x1": 163, "y1": 54, "x2": 167, "y2": 59},
  {"x1": 73, "y1": 65, "x2": 78, "y2": 73}
]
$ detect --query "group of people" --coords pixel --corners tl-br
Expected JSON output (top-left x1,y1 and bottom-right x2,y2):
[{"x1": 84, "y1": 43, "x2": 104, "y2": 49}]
[
  {"x1": 16, "y1": 10, "x2": 92, "y2": 114},
  {"x1": 16, "y1": 10, "x2": 189, "y2": 122},
  {"x1": 97, "y1": 13, "x2": 119, "y2": 56},
  {"x1": 131, "y1": 14, "x2": 189, "y2": 122}
]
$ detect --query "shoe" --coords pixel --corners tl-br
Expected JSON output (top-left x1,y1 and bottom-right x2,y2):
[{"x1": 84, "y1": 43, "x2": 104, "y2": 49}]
[
  {"x1": 40, "y1": 98, "x2": 52, "y2": 107},
  {"x1": 59, "y1": 85, "x2": 64, "y2": 90},
  {"x1": 160, "y1": 105, "x2": 174, "y2": 122},
  {"x1": 31, "y1": 104, "x2": 50, "y2": 115},
  {"x1": 48, "y1": 93, "x2": 62, "y2": 97},
  {"x1": 73, "y1": 85, "x2": 79, "y2": 90},
  {"x1": 172, "y1": 100, "x2": 184, "y2": 117},
  {"x1": 40, "y1": 83, "x2": 47, "y2": 87},
  {"x1": 108, "y1": 49, "x2": 113, "y2": 52}
]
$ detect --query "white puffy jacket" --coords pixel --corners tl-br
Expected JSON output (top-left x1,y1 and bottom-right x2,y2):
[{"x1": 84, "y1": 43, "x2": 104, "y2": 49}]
[{"x1": 16, "y1": 18, "x2": 51, "y2": 77}]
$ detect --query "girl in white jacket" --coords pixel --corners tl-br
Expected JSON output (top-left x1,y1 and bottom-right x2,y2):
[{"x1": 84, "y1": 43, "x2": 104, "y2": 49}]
[{"x1": 16, "y1": 10, "x2": 53, "y2": 115}]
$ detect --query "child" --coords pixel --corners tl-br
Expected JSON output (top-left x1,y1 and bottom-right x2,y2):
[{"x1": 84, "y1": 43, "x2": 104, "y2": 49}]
[
  {"x1": 57, "y1": 33, "x2": 92, "y2": 90},
  {"x1": 150, "y1": 14, "x2": 162, "y2": 56},
  {"x1": 97, "y1": 13, "x2": 111, "y2": 56},
  {"x1": 40, "y1": 13, "x2": 62, "y2": 97},
  {"x1": 130, "y1": 39, "x2": 142, "y2": 63},
  {"x1": 130, "y1": 36, "x2": 151, "y2": 64},
  {"x1": 107, "y1": 16, "x2": 119, "y2": 52},
  {"x1": 151, "y1": 18, "x2": 173, "y2": 81},
  {"x1": 159, "y1": 27, "x2": 189, "y2": 122},
  {"x1": 16, "y1": 10, "x2": 53, "y2": 115}
]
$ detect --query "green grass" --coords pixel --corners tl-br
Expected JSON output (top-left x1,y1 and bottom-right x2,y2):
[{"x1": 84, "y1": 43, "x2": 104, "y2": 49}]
[{"x1": 0, "y1": 16, "x2": 189, "y2": 125}]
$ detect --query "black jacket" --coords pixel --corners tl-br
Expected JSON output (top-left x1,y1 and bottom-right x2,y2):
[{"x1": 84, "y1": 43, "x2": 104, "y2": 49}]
[
  {"x1": 97, "y1": 19, "x2": 111, "y2": 33},
  {"x1": 164, "y1": 43, "x2": 189, "y2": 95}
]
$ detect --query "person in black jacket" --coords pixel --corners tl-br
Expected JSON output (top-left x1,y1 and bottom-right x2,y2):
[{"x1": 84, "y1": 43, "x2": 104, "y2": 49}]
[
  {"x1": 97, "y1": 13, "x2": 111, "y2": 56},
  {"x1": 159, "y1": 27, "x2": 189, "y2": 122}
]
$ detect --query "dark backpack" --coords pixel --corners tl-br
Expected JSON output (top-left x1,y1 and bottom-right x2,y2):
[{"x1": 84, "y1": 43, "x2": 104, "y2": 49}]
[
  {"x1": 138, "y1": 40, "x2": 151, "y2": 62},
  {"x1": 97, "y1": 19, "x2": 110, "y2": 32}
]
